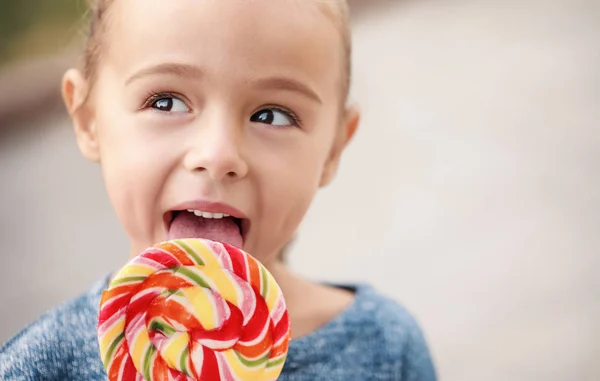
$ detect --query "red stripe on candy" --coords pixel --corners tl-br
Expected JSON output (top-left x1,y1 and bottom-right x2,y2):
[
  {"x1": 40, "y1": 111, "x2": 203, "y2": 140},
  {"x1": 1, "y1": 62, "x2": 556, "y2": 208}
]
[{"x1": 224, "y1": 244, "x2": 248, "y2": 282}]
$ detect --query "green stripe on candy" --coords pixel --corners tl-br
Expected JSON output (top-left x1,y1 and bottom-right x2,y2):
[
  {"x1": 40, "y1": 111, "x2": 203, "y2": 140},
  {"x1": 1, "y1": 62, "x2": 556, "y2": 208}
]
[
  {"x1": 103, "y1": 332, "x2": 125, "y2": 368},
  {"x1": 176, "y1": 267, "x2": 211, "y2": 288},
  {"x1": 235, "y1": 350, "x2": 270, "y2": 368},
  {"x1": 149, "y1": 320, "x2": 176, "y2": 336},
  {"x1": 260, "y1": 266, "x2": 269, "y2": 299},
  {"x1": 267, "y1": 355, "x2": 287, "y2": 368},
  {"x1": 110, "y1": 276, "x2": 147, "y2": 287},
  {"x1": 143, "y1": 345, "x2": 157, "y2": 380},
  {"x1": 175, "y1": 240, "x2": 205, "y2": 265},
  {"x1": 163, "y1": 288, "x2": 185, "y2": 298},
  {"x1": 180, "y1": 347, "x2": 190, "y2": 376}
]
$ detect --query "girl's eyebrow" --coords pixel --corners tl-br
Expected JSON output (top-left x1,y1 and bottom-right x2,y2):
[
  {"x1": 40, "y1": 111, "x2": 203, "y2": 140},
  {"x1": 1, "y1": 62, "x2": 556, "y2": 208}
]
[
  {"x1": 125, "y1": 62, "x2": 322, "y2": 104},
  {"x1": 251, "y1": 77, "x2": 322, "y2": 104},
  {"x1": 125, "y1": 62, "x2": 204, "y2": 86}
]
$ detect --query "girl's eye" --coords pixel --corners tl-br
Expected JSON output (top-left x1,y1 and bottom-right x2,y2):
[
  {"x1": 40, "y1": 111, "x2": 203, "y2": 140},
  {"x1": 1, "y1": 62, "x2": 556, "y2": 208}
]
[
  {"x1": 150, "y1": 96, "x2": 189, "y2": 113},
  {"x1": 250, "y1": 108, "x2": 298, "y2": 127}
]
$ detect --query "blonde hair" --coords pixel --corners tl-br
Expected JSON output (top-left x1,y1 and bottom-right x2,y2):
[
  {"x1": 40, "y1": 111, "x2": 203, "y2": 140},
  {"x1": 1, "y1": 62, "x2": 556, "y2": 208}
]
[
  {"x1": 82, "y1": 0, "x2": 352, "y2": 100},
  {"x1": 316, "y1": 0, "x2": 352, "y2": 100},
  {"x1": 82, "y1": 0, "x2": 114, "y2": 87}
]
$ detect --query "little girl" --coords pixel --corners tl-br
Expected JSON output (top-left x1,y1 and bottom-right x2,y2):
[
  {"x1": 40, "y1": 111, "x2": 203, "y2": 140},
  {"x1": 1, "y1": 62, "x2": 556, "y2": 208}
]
[{"x1": 0, "y1": 0, "x2": 436, "y2": 380}]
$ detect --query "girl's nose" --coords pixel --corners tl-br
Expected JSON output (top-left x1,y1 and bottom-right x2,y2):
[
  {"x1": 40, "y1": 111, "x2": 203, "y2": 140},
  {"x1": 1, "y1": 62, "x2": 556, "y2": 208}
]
[{"x1": 183, "y1": 115, "x2": 249, "y2": 181}]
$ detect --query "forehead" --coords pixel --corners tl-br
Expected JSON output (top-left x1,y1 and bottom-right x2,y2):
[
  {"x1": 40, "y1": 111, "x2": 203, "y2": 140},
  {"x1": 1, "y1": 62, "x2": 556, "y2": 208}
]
[{"x1": 103, "y1": 0, "x2": 343, "y2": 95}]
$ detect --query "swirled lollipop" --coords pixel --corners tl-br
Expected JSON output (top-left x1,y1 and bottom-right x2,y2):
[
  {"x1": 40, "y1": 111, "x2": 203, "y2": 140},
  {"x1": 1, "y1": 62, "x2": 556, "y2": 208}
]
[{"x1": 98, "y1": 239, "x2": 290, "y2": 381}]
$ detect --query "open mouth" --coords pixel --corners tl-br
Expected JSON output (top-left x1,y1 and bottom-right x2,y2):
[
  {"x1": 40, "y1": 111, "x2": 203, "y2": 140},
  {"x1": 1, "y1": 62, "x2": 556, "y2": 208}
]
[{"x1": 165, "y1": 210, "x2": 248, "y2": 249}]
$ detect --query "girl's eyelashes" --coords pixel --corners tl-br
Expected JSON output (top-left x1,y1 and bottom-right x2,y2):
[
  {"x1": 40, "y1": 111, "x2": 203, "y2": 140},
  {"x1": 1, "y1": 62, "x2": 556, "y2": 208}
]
[
  {"x1": 140, "y1": 92, "x2": 301, "y2": 127},
  {"x1": 142, "y1": 92, "x2": 190, "y2": 113},
  {"x1": 250, "y1": 106, "x2": 302, "y2": 128}
]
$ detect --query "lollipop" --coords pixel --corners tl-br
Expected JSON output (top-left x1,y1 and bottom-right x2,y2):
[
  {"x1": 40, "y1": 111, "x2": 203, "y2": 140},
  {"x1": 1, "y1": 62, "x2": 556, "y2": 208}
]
[{"x1": 98, "y1": 239, "x2": 290, "y2": 381}]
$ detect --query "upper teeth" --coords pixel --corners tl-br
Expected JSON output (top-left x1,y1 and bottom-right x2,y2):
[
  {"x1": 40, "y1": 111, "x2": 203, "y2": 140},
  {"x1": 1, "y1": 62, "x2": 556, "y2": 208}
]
[{"x1": 187, "y1": 210, "x2": 230, "y2": 219}]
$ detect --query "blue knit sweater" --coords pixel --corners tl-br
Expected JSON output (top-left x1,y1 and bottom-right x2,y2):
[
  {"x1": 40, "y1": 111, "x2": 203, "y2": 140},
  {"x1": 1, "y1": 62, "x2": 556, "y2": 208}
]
[{"x1": 0, "y1": 276, "x2": 436, "y2": 380}]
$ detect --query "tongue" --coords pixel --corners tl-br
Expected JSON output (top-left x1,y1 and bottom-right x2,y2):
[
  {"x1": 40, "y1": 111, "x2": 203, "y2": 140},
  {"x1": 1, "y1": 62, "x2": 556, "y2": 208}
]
[{"x1": 168, "y1": 212, "x2": 243, "y2": 248}]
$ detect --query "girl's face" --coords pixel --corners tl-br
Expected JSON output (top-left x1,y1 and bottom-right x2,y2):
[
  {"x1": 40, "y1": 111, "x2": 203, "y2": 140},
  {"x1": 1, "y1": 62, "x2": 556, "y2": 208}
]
[{"x1": 64, "y1": 0, "x2": 358, "y2": 265}]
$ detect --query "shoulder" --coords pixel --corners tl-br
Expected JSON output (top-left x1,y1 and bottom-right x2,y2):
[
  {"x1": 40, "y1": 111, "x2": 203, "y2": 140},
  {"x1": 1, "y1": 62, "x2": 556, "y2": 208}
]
[
  {"x1": 0, "y1": 277, "x2": 109, "y2": 381},
  {"x1": 347, "y1": 285, "x2": 437, "y2": 380},
  {"x1": 352, "y1": 286, "x2": 427, "y2": 349}
]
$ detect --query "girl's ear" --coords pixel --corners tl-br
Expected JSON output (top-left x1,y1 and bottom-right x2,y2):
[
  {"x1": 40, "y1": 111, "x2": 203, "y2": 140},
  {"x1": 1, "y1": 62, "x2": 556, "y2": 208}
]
[
  {"x1": 62, "y1": 69, "x2": 100, "y2": 162},
  {"x1": 320, "y1": 105, "x2": 360, "y2": 187}
]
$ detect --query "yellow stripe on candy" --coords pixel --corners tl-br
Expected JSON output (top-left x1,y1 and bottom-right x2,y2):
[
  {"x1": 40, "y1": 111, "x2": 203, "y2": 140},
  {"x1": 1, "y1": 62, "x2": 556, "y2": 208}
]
[
  {"x1": 202, "y1": 267, "x2": 240, "y2": 307},
  {"x1": 162, "y1": 332, "x2": 190, "y2": 370},
  {"x1": 181, "y1": 287, "x2": 218, "y2": 330},
  {"x1": 223, "y1": 350, "x2": 263, "y2": 380},
  {"x1": 130, "y1": 329, "x2": 152, "y2": 372},
  {"x1": 187, "y1": 240, "x2": 220, "y2": 268},
  {"x1": 99, "y1": 319, "x2": 125, "y2": 359},
  {"x1": 259, "y1": 367, "x2": 283, "y2": 381},
  {"x1": 117, "y1": 264, "x2": 156, "y2": 278},
  {"x1": 265, "y1": 274, "x2": 280, "y2": 311}
]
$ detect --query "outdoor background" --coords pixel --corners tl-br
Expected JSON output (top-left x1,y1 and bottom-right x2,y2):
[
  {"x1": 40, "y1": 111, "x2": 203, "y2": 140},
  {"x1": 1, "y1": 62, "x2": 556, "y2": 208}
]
[{"x1": 1, "y1": 0, "x2": 598, "y2": 380}]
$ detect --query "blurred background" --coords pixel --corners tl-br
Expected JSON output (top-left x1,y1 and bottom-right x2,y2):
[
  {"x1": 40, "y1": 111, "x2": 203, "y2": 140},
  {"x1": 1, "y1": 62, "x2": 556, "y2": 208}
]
[{"x1": 0, "y1": 0, "x2": 598, "y2": 380}]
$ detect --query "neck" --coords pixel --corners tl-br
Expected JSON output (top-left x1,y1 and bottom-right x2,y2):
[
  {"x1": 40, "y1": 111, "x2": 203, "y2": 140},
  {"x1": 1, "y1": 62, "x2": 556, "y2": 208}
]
[{"x1": 267, "y1": 260, "x2": 355, "y2": 339}]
